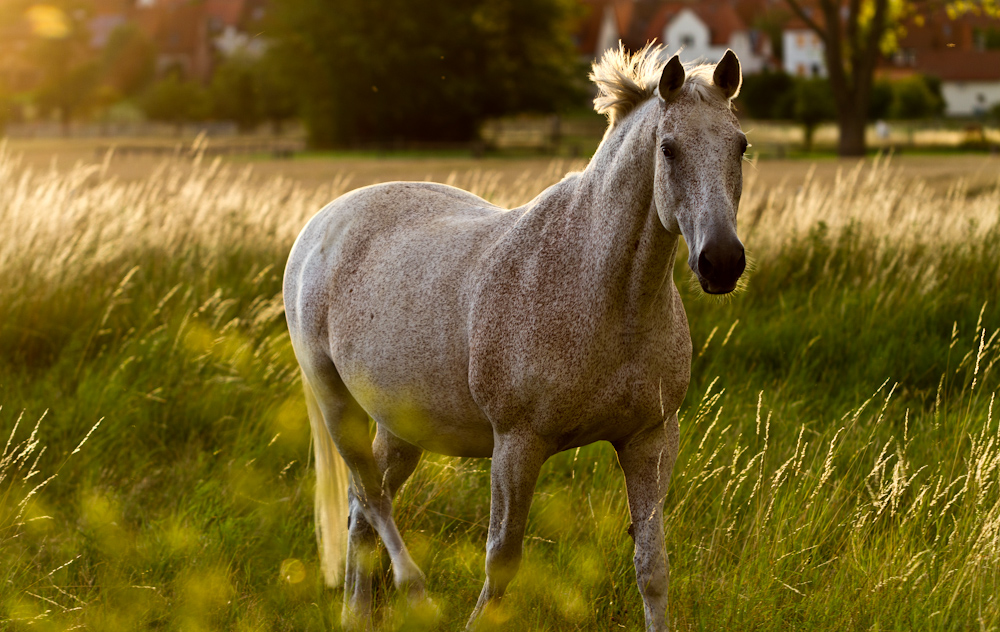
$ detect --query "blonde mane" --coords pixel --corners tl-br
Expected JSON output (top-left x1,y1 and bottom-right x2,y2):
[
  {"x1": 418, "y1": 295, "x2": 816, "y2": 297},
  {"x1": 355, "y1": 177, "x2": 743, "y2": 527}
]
[{"x1": 590, "y1": 43, "x2": 731, "y2": 127}]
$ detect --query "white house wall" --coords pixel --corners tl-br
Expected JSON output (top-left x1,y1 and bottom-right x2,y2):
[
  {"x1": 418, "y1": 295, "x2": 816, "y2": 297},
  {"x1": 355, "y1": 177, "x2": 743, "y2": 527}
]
[
  {"x1": 664, "y1": 9, "x2": 712, "y2": 61},
  {"x1": 727, "y1": 31, "x2": 762, "y2": 73},
  {"x1": 783, "y1": 29, "x2": 826, "y2": 77},
  {"x1": 663, "y1": 9, "x2": 763, "y2": 71},
  {"x1": 942, "y1": 81, "x2": 1000, "y2": 116}
]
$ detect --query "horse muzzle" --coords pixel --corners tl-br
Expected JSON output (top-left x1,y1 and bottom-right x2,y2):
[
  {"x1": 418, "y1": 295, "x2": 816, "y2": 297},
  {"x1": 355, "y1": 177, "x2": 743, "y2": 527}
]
[{"x1": 689, "y1": 237, "x2": 746, "y2": 294}]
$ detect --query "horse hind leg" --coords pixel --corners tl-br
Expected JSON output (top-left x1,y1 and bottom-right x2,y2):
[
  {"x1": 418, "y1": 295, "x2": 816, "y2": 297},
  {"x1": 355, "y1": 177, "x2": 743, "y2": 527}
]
[
  {"x1": 343, "y1": 487, "x2": 377, "y2": 628},
  {"x1": 302, "y1": 356, "x2": 429, "y2": 621},
  {"x1": 343, "y1": 425, "x2": 424, "y2": 624}
]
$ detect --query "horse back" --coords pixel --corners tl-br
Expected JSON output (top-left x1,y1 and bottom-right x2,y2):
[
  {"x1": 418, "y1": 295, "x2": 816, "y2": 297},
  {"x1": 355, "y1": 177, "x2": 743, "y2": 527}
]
[{"x1": 284, "y1": 182, "x2": 519, "y2": 456}]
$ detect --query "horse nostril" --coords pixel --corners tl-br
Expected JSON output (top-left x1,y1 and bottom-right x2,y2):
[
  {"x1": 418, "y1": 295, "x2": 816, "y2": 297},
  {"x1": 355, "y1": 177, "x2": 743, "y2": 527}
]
[
  {"x1": 698, "y1": 251, "x2": 716, "y2": 278},
  {"x1": 698, "y1": 243, "x2": 745, "y2": 291}
]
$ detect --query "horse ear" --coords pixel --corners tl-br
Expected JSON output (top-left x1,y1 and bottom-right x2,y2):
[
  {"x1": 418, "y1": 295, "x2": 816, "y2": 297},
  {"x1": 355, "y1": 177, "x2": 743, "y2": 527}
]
[
  {"x1": 658, "y1": 55, "x2": 685, "y2": 101},
  {"x1": 714, "y1": 49, "x2": 742, "y2": 99}
]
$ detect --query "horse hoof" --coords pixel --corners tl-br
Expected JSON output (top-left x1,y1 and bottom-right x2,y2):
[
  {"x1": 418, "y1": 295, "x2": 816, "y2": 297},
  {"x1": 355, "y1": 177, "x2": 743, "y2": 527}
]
[
  {"x1": 408, "y1": 595, "x2": 441, "y2": 625},
  {"x1": 385, "y1": 592, "x2": 440, "y2": 629},
  {"x1": 341, "y1": 605, "x2": 374, "y2": 632},
  {"x1": 466, "y1": 601, "x2": 510, "y2": 631}
]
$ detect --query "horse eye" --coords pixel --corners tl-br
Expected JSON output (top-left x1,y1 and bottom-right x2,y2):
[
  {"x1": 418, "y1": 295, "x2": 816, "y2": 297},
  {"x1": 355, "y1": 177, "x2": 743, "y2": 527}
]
[{"x1": 661, "y1": 145, "x2": 674, "y2": 159}]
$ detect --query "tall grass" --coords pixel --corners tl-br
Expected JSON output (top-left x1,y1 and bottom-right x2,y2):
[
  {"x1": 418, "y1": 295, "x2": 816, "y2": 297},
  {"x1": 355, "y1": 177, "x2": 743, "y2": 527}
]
[{"x1": 0, "y1": 144, "x2": 998, "y2": 630}]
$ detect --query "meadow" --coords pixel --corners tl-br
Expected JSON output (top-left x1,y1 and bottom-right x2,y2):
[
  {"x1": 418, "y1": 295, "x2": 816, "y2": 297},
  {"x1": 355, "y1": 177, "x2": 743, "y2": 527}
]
[{"x1": 1, "y1": 145, "x2": 999, "y2": 631}]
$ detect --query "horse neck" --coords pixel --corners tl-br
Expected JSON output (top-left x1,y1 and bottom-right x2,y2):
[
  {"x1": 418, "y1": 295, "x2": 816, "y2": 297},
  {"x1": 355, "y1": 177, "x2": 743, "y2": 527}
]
[{"x1": 571, "y1": 103, "x2": 679, "y2": 316}]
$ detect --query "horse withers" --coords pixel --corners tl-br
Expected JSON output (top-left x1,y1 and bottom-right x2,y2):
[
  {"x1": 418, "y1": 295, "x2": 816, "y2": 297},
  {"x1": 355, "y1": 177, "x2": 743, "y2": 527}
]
[{"x1": 283, "y1": 45, "x2": 747, "y2": 631}]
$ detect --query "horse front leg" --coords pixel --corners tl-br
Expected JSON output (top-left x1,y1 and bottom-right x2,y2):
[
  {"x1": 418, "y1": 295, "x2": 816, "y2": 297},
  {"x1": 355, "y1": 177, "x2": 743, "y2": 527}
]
[
  {"x1": 466, "y1": 431, "x2": 550, "y2": 630},
  {"x1": 614, "y1": 416, "x2": 680, "y2": 632}
]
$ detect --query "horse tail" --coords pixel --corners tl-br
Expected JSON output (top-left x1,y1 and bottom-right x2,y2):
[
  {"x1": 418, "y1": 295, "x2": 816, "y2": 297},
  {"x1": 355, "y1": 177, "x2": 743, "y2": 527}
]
[{"x1": 303, "y1": 372, "x2": 350, "y2": 586}]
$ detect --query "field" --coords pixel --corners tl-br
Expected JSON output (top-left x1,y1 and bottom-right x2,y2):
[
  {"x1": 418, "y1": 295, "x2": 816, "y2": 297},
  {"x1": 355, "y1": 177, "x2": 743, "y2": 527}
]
[{"x1": 1, "y1": 142, "x2": 1000, "y2": 631}]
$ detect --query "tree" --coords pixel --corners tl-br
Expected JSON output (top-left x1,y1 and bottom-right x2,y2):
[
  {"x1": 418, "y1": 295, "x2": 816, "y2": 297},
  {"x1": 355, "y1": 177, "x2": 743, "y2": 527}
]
[
  {"x1": 35, "y1": 61, "x2": 101, "y2": 134},
  {"x1": 139, "y1": 74, "x2": 211, "y2": 135},
  {"x1": 209, "y1": 49, "x2": 301, "y2": 134},
  {"x1": 753, "y1": 6, "x2": 794, "y2": 63},
  {"x1": 257, "y1": 50, "x2": 301, "y2": 134},
  {"x1": 25, "y1": 1, "x2": 100, "y2": 134},
  {"x1": 0, "y1": 81, "x2": 11, "y2": 136},
  {"x1": 210, "y1": 54, "x2": 264, "y2": 133},
  {"x1": 738, "y1": 69, "x2": 796, "y2": 119},
  {"x1": 267, "y1": 0, "x2": 585, "y2": 147},
  {"x1": 794, "y1": 77, "x2": 836, "y2": 151},
  {"x1": 781, "y1": 0, "x2": 999, "y2": 156},
  {"x1": 100, "y1": 25, "x2": 157, "y2": 98}
]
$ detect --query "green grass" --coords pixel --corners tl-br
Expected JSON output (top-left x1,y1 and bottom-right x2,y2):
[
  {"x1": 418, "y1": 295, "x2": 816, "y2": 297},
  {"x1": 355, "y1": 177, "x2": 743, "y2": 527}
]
[{"x1": 1, "y1": 150, "x2": 998, "y2": 631}]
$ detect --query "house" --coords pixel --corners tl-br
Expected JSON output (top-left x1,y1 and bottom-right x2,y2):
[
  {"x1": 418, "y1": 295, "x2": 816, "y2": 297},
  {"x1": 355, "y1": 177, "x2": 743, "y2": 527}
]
[
  {"x1": 119, "y1": 0, "x2": 267, "y2": 82},
  {"x1": 913, "y1": 51, "x2": 1000, "y2": 116},
  {"x1": 783, "y1": 17, "x2": 825, "y2": 77},
  {"x1": 577, "y1": 0, "x2": 771, "y2": 72},
  {"x1": 880, "y1": 12, "x2": 1000, "y2": 116},
  {"x1": 645, "y1": 2, "x2": 770, "y2": 72},
  {"x1": 575, "y1": 0, "x2": 636, "y2": 62}
]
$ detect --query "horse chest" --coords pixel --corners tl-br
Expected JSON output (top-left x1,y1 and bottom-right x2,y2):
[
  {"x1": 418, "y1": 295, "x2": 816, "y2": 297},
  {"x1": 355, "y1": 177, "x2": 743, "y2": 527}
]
[{"x1": 468, "y1": 299, "x2": 691, "y2": 445}]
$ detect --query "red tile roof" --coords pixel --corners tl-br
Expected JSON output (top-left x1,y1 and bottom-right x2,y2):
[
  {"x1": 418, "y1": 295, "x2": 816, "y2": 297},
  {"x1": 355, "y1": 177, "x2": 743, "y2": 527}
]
[
  {"x1": 913, "y1": 49, "x2": 1000, "y2": 81},
  {"x1": 643, "y1": 1, "x2": 748, "y2": 47},
  {"x1": 576, "y1": 0, "x2": 640, "y2": 55}
]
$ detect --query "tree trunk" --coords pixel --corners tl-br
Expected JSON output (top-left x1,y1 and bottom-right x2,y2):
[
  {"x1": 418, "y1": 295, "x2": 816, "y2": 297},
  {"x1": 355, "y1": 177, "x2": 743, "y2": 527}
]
[
  {"x1": 785, "y1": 0, "x2": 888, "y2": 158},
  {"x1": 837, "y1": 111, "x2": 866, "y2": 156},
  {"x1": 60, "y1": 108, "x2": 72, "y2": 138},
  {"x1": 804, "y1": 124, "x2": 816, "y2": 153}
]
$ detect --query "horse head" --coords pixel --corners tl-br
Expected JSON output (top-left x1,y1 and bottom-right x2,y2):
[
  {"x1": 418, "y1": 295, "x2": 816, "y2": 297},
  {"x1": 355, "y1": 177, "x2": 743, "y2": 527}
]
[{"x1": 652, "y1": 50, "x2": 747, "y2": 294}]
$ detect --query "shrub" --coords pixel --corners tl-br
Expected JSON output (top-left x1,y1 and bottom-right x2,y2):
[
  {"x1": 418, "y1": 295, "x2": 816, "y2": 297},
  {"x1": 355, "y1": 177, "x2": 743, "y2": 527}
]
[
  {"x1": 139, "y1": 74, "x2": 211, "y2": 131},
  {"x1": 738, "y1": 69, "x2": 796, "y2": 119},
  {"x1": 890, "y1": 74, "x2": 944, "y2": 119}
]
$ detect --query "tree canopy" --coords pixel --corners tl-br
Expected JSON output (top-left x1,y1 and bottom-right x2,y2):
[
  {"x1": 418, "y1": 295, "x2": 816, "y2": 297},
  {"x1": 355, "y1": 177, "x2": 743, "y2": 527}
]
[
  {"x1": 100, "y1": 24, "x2": 157, "y2": 98},
  {"x1": 138, "y1": 73, "x2": 210, "y2": 132},
  {"x1": 210, "y1": 51, "x2": 301, "y2": 133},
  {"x1": 266, "y1": 0, "x2": 586, "y2": 147}
]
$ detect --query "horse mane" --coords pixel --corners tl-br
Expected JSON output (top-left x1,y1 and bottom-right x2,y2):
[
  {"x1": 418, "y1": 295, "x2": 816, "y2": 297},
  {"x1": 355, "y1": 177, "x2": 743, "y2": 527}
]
[{"x1": 590, "y1": 43, "x2": 731, "y2": 127}]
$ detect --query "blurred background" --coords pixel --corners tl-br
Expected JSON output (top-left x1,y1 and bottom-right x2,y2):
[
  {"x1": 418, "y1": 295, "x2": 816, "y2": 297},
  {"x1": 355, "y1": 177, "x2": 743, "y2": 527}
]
[{"x1": 1, "y1": 0, "x2": 999, "y2": 158}]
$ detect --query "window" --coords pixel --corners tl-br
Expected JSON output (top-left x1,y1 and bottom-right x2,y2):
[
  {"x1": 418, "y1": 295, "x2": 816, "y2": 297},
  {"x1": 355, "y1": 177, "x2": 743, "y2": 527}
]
[
  {"x1": 680, "y1": 34, "x2": 695, "y2": 48},
  {"x1": 796, "y1": 34, "x2": 805, "y2": 48}
]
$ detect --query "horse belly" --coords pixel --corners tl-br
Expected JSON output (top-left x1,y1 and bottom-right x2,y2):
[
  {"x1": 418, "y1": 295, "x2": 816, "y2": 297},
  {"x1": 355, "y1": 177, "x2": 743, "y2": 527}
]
[
  {"x1": 367, "y1": 394, "x2": 495, "y2": 458},
  {"x1": 318, "y1": 196, "x2": 508, "y2": 458}
]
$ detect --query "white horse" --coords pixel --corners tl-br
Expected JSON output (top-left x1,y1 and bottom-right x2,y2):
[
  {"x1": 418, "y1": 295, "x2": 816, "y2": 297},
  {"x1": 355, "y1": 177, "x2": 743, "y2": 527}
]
[{"x1": 283, "y1": 45, "x2": 747, "y2": 631}]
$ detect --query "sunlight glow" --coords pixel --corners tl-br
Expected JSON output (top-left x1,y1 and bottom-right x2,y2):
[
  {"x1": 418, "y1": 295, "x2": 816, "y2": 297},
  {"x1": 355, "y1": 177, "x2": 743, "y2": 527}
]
[{"x1": 25, "y1": 4, "x2": 70, "y2": 39}]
